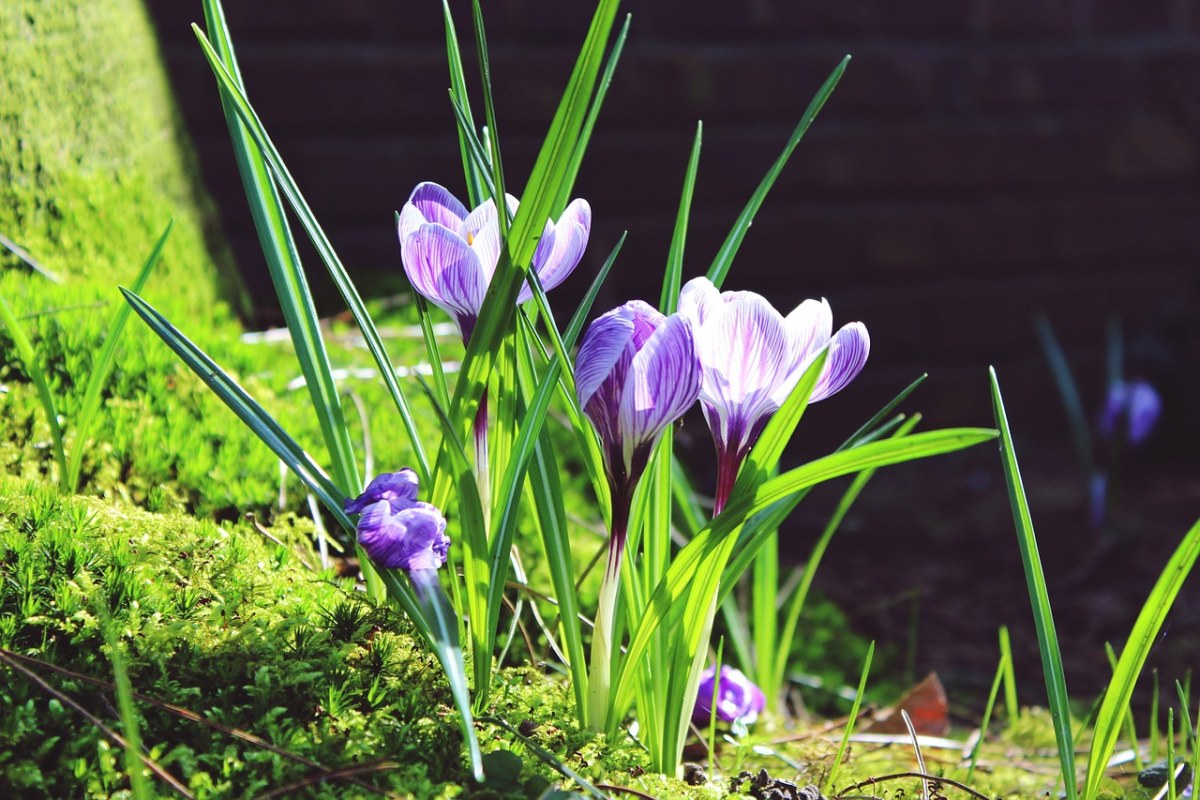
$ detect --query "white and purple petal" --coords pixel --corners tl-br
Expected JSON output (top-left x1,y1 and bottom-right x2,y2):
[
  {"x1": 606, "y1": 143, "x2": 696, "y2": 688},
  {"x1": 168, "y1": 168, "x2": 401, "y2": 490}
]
[
  {"x1": 522, "y1": 199, "x2": 591, "y2": 304},
  {"x1": 810, "y1": 322, "x2": 870, "y2": 402},
  {"x1": 401, "y1": 224, "x2": 487, "y2": 335},
  {"x1": 783, "y1": 297, "x2": 833, "y2": 378},
  {"x1": 618, "y1": 312, "x2": 701, "y2": 467},
  {"x1": 399, "y1": 182, "x2": 468, "y2": 241}
]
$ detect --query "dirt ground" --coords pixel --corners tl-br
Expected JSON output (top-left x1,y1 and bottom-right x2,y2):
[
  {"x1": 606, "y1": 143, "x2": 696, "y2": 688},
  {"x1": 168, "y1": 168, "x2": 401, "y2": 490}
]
[{"x1": 793, "y1": 437, "x2": 1200, "y2": 721}]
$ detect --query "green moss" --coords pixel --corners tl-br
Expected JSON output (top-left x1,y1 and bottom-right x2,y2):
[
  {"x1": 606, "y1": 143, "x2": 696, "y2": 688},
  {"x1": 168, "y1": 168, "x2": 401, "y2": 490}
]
[
  {"x1": 0, "y1": 0, "x2": 243, "y2": 308},
  {"x1": 0, "y1": 476, "x2": 469, "y2": 798}
]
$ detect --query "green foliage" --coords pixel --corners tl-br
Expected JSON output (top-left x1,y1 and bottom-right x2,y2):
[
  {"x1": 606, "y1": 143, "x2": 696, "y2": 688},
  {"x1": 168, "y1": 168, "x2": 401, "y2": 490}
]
[{"x1": 0, "y1": 476, "x2": 471, "y2": 798}]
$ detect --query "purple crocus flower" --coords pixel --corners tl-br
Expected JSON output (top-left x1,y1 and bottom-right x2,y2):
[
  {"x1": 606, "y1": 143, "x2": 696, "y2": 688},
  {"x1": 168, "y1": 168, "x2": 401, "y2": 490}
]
[
  {"x1": 678, "y1": 277, "x2": 870, "y2": 513},
  {"x1": 576, "y1": 300, "x2": 701, "y2": 730},
  {"x1": 576, "y1": 300, "x2": 702, "y2": 534},
  {"x1": 344, "y1": 470, "x2": 450, "y2": 573},
  {"x1": 692, "y1": 665, "x2": 766, "y2": 725},
  {"x1": 1098, "y1": 378, "x2": 1161, "y2": 446},
  {"x1": 398, "y1": 181, "x2": 591, "y2": 341}
]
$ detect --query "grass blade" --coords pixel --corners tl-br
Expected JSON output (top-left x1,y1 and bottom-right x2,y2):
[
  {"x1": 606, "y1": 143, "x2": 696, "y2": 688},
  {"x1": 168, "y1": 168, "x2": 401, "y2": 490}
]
[
  {"x1": 990, "y1": 366, "x2": 1077, "y2": 800},
  {"x1": 66, "y1": 221, "x2": 172, "y2": 492},
  {"x1": 202, "y1": 0, "x2": 360, "y2": 494},
  {"x1": 1034, "y1": 315, "x2": 1095, "y2": 482},
  {"x1": 192, "y1": 24, "x2": 431, "y2": 486},
  {"x1": 385, "y1": 569, "x2": 484, "y2": 781},
  {"x1": 826, "y1": 640, "x2": 875, "y2": 792},
  {"x1": 0, "y1": 294, "x2": 66, "y2": 487},
  {"x1": 659, "y1": 121, "x2": 702, "y2": 314},
  {"x1": 121, "y1": 289, "x2": 351, "y2": 534},
  {"x1": 1084, "y1": 515, "x2": 1200, "y2": 799},
  {"x1": 707, "y1": 56, "x2": 849, "y2": 288}
]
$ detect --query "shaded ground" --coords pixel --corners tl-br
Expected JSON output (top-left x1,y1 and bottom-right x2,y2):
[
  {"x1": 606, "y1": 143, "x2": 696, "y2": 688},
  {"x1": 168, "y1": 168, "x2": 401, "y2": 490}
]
[{"x1": 795, "y1": 437, "x2": 1200, "y2": 720}]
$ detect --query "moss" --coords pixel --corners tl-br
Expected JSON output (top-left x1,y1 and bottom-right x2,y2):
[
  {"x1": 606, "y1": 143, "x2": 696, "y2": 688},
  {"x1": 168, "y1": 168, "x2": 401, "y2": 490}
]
[
  {"x1": 0, "y1": 475, "x2": 470, "y2": 798},
  {"x1": 0, "y1": 0, "x2": 243, "y2": 308}
]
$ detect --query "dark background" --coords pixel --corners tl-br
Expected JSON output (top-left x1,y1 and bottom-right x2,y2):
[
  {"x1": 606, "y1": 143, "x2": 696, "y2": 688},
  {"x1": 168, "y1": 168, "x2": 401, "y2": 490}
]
[{"x1": 145, "y1": 1, "x2": 1200, "y2": 710}]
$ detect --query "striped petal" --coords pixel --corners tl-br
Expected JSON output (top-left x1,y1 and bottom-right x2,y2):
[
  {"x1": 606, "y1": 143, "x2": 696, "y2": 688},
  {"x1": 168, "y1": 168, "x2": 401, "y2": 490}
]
[
  {"x1": 810, "y1": 322, "x2": 870, "y2": 402},
  {"x1": 401, "y1": 224, "x2": 486, "y2": 335},
  {"x1": 678, "y1": 276, "x2": 721, "y2": 327},
  {"x1": 399, "y1": 182, "x2": 468, "y2": 241},
  {"x1": 576, "y1": 306, "x2": 636, "y2": 411},
  {"x1": 521, "y1": 198, "x2": 591, "y2": 304},
  {"x1": 619, "y1": 312, "x2": 700, "y2": 465}
]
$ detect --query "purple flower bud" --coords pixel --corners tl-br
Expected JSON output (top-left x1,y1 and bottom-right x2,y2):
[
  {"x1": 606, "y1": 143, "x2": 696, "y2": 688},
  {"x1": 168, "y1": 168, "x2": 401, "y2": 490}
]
[
  {"x1": 576, "y1": 300, "x2": 701, "y2": 503},
  {"x1": 345, "y1": 470, "x2": 450, "y2": 572},
  {"x1": 1098, "y1": 379, "x2": 1162, "y2": 446},
  {"x1": 343, "y1": 469, "x2": 420, "y2": 516},
  {"x1": 693, "y1": 665, "x2": 766, "y2": 725},
  {"x1": 398, "y1": 182, "x2": 591, "y2": 341}
]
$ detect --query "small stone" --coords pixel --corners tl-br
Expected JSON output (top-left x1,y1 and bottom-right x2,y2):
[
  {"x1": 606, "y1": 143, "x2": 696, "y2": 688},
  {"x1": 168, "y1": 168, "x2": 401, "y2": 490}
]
[{"x1": 682, "y1": 763, "x2": 707, "y2": 785}]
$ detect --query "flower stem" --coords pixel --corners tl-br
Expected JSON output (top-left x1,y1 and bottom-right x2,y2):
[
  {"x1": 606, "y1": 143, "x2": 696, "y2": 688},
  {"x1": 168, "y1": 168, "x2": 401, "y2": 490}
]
[
  {"x1": 587, "y1": 488, "x2": 630, "y2": 732},
  {"x1": 713, "y1": 442, "x2": 746, "y2": 516}
]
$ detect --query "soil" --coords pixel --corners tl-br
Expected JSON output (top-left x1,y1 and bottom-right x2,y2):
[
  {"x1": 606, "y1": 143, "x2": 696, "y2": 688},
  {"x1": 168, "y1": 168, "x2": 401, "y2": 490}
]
[{"x1": 791, "y1": 438, "x2": 1200, "y2": 720}]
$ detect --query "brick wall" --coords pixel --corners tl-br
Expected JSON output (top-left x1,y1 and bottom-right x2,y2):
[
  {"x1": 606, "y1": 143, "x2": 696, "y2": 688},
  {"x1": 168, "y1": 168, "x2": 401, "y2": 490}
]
[{"x1": 146, "y1": 0, "x2": 1200, "y2": 446}]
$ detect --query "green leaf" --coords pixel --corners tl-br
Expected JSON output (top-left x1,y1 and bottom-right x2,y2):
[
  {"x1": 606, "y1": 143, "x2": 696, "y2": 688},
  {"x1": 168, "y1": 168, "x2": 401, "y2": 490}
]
[
  {"x1": 66, "y1": 222, "x2": 172, "y2": 491},
  {"x1": 611, "y1": 426, "x2": 996, "y2": 724},
  {"x1": 121, "y1": 289, "x2": 351, "y2": 534},
  {"x1": 707, "y1": 56, "x2": 849, "y2": 288},
  {"x1": 0, "y1": 294, "x2": 66, "y2": 487},
  {"x1": 1084, "y1": 515, "x2": 1200, "y2": 799},
  {"x1": 201, "y1": 0, "x2": 360, "y2": 495},
  {"x1": 383, "y1": 569, "x2": 484, "y2": 781},
  {"x1": 990, "y1": 366, "x2": 1077, "y2": 800},
  {"x1": 191, "y1": 24, "x2": 431, "y2": 487},
  {"x1": 659, "y1": 121, "x2": 702, "y2": 314}
]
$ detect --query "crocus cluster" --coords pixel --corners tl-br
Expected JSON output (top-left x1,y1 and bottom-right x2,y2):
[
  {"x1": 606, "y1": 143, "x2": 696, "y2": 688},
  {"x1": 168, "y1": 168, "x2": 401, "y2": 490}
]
[
  {"x1": 574, "y1": 279, "x2": 868, "y2": 730},
  {"x1": 398, "y1": 182, "x2": 591, "y2": 343},
  {"x1": 692, "y1": 665, "x2": 766, "y2": 725},
  {"x1": 344, "y1": 469, "x2": 450, "y2": 577}
]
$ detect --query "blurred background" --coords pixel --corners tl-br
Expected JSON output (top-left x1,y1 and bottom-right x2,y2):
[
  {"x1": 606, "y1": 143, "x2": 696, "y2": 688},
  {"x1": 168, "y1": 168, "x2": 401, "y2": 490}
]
[{"x1": 145, "y1": 0, "x2": 1200, "y2": 712}]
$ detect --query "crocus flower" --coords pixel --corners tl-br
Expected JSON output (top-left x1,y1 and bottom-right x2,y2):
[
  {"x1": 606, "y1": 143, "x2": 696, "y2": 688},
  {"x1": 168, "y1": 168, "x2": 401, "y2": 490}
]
[
  {"x1": 344, "y1": 469, "x2": 450, "y2": 573},
  {"x1": 1098, "y1": 378, "x2": 1161, "y2": 446},
  {"x1": 398, "y1": 181, "x2": 591, "y2": 341},
  {"x1": 576, "y1": 300, "x2": 701, "y2": 731},
  {"x1": 678, "y1": 277, "x2": 870, "y2": 513},
  {"x1": 576, "y1": 300, "x2": 702, "y2": 532},
  {"x1": 692, "y1": 665, "x2": 766, "y2": 725}
]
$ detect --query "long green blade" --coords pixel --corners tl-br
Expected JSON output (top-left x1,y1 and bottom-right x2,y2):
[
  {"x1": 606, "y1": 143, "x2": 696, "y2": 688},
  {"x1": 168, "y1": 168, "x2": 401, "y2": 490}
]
[
  {"x1": 67, "y1": 222, "x2": 172, "y2": 492},
  {"x1": 122, "y1": 289, "x2": 351, "y2": 534},
  {"x1": 192, "y1": 25, "x2": 431, "y2": 486},
  {"x1": 707, "y1": 56, "x2": 849, "y2": 288},
  {"x1": 384, "y1": 569, "x2": 484, "y2": 781},
  {"x1": 0, "y1": 295, "x2": 66, "y2": 486},
  {"x1": 201, "y1": 0, "x2": 360, "y2": 494},
  {"x1": 990, "y1": 366, "x2": 1077, "y2": 800},
  {"x1": 1084, "y1": 515, "x2": 1200, "y2": 798}
]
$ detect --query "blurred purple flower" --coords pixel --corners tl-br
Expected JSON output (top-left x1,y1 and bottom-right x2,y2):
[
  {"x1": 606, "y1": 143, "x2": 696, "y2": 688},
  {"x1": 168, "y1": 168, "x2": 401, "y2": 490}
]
[
  {"x1": 576, "y1": 300, "x2": 701, "y2": 527},
  {"x1": 678, "y1": 277, "x2": 870, "y2": 513},
  {"x1": 398, "y1": 181, "x2": 591, "y2": 341},
  {"x1": 692, "y1": 665, "x2": 766, "y2": 725},
  {"x1": 1098, "y1": 379, "x2": 1161, "y2": 446},
  {"x1": 344, "y1": 470, "x2": 450, "y2": 572}
]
